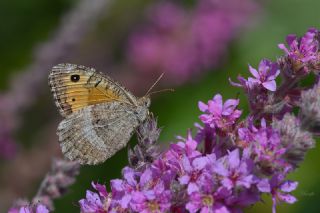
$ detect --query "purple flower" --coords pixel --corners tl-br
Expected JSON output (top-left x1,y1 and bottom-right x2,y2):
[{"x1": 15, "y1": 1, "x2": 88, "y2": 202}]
[
  {"x1": 186, "y1": 186, "x2": 231, "y2": 213},
  {"x1": 279, "y1": 28, "x2": 319, "y2": 74},
  {"x1": 213, "y1": 149, "x2": 256, "y2": 190},
  {"x1": 130, "y1": 181, "x2": 171, "y2": 213},
  {"x1": 110, "y1": 167, "x2": 141, "y2": 209},
  {"x1": 79, "y1": 191, "x2": 106, "y2": 212},
  {"x1": 229, "y1": 60, "x2": 281, "y2": 117},
  {"x1": 199, "y1": 94, "x2": 242, "y2": 134},
  {"x1": 9, "y1": 159, "x2": 79, "y2": 213},
  {"x1": 168, "y1": 131, "x2": 202, "y2": 159},
  {"x1": 257, "y1": 174, "x2": 298, "y2": 213},
  {"x1": 178, "y1": 154, "x2": 214, "y2": 195},
  {"x1": 111, "y1": 166, "x2": 173, "y2": 212},
  {"x1": 79, "y1": 182, "x2": 111, "y2": 213},
  {"x1": 234, "y1": 59, "x2": 280, "y2": 92},
  {"x1": 242, "y1": 119, "x2": 289, "y2": 174}
]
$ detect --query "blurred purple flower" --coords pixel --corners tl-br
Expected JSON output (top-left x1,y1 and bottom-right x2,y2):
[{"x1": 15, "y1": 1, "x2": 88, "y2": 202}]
[
  {"x1": 127, "y1": 0, "x2": 257, "y2": 84},
  {"x1": 0, "y1": 130, "x2": 16, "y2": 159},
  {"x1": 8, "y1": 203, "x2": 49, "y2": 213},
  {"x1": 0, "y1": 100, "x2": 18, "y2": 159},
  {"x1": 9, "y1": 159, "x2": 80, "y2": 212}
]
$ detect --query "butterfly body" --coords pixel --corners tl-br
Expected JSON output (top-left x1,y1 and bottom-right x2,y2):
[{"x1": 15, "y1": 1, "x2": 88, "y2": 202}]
[{"x1": 49, "y1": 64, "x2": 150, "y2": 165}]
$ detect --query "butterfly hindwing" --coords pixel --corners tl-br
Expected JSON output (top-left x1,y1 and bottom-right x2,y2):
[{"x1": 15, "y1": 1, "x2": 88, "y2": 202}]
[
  {"x1": 57, "y1": 102, "x2": 144, "y2": 165},
  {"x1": 49, "y1": 63, "x2": 136, "y2": 117}
]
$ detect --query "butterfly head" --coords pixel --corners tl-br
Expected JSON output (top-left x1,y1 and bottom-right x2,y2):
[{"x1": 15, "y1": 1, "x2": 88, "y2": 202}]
[{"x1": 138, "y1": 96, "x2": 151, "y2": 108}]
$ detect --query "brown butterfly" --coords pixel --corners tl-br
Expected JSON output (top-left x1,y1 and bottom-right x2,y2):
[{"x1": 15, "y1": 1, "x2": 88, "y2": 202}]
[{"x1": 49, "y1": 63, "x2": 151, "y2": 165}]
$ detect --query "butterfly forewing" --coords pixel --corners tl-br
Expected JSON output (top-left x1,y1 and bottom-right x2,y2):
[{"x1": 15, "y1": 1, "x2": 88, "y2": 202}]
[{"x1": 49, "y1": 63, "x2": 136, "y2": 117}]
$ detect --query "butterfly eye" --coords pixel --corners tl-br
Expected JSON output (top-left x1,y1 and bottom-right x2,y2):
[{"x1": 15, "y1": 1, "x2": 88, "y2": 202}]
[{"x1": 71, "y1": 74, "x2": 80, "y2": 82}]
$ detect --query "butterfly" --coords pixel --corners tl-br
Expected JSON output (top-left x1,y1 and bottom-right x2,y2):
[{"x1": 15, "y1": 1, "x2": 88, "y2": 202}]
[{"x1": 49, "y1": 63, "x2": 151, "y2": 165}]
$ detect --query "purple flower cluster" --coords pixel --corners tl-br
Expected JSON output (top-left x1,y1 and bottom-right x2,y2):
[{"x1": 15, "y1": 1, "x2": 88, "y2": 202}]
[
  {"x1": 278, "y1": 28, "x2": 320, "y2": 76},
  {"x1": 80, "y1": 104, "x2": 299, "y2": 213},
  {"x1": 79, "y1": 28, "x2": 320, "y2": 213},
  {"x1": 230, "y1": 59, "x2": 281, "y2": 116},
  {"x1": 127, "y1": 0, "x2": 257, "y2": 84},
  {"x1": 199, "y1": 94, "x2": 242, "y2": 135}
]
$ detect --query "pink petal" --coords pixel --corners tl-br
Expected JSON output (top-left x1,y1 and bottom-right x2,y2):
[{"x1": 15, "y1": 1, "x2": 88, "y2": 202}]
[
  {"x1": 262, "y1": 80, "x2": 277, "y2": 91},
  {"x1": 278, "y1": 193, "x2": 297, "y2": 204},
  {"x1": 221, "y1": 178, "x2": 233, "y2": 190},
  {"x1": 213, "y1": 204, "x2": 230, "y2": 213},
  {"x1": 257, "y1": 178, "x2": 271, "y2": 193},
  {"x1": 228, "y1": 149, "x2": 240, "y2": 169},
  {"x1": 210, "y1": 94, "x2": 223, "y2": 115},
  {"x1": 222, "y1": 99, "x2": 239, "y2": 116},
  {"x1": 192, "y1": 156, "x2": 208, "y2": 170},
  {"x1": 286, "y1": 34, "x2": 298, "y2": 47},
  {"x1": 179, "y1": 175, "x2": 191, "y2": 185},
  {"x1": 198, "y1": 101, "x2": 208, "y2": 112},
  {"x1": 249, "y1": 65, "x2": 260, "y2": 79},
  {"x1": 229, "y1": 77, "x2": 243, "y2": 87},
  {"x1": 278, "y1": 43, "x2": 289, "y2": 54},
  {"x1": 187, "y1": 182, "x2": 199, "y2": 195},
  {"x1": 258, "y1": 60, "x2": 269, "y2": 75},
  {"x1": 280, "y1": 181, "x2": 298, "y2": 192},
  {"x1": 121, "y1": 194, "x2": 132, "y2": 208}
]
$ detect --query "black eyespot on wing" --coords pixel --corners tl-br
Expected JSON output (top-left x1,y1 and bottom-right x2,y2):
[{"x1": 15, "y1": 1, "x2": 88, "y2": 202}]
[
  {"x1": 72, "y1": 98, "x2": 76, "y2": 102},
  {"x1": 71, "y1": 74, "x2": 80, "y2": 82}
]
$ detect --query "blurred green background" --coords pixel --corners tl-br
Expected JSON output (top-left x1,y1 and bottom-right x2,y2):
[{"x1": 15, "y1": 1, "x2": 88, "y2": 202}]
[{"x1": 1, "y1": 0, "x2": 320, "y2": 212}]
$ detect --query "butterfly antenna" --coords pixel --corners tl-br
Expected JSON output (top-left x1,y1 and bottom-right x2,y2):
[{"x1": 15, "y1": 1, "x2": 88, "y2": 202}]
[
  {"x1": 145, "y1": 73, "x2": 165, "y2": 96},
  {"x1": 147, "y1": 88, "x2": 175, "y2": 96}
]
